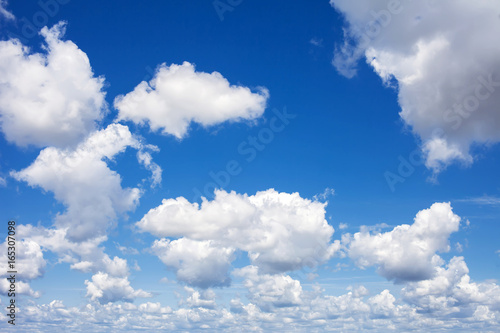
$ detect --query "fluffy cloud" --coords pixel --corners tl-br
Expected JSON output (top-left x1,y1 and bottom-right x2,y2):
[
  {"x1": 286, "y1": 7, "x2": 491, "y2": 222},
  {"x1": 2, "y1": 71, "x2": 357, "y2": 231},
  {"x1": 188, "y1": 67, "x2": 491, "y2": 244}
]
[
  {"x1": 139, "y1": 189, "x2": 338, "y2": 276},
  {"x1": 0, "y1": 239, "x2": 46, "y2": 281},
  {"x1": 0, "y1": 22, "x2": 106, "y2": 147},
  {"x1": 12, "y1": 124, "x2": 142, "y2": 241},
  {"x1": 331, "y1": 0, "x2": 500, "y2": 173},
  {"x1": 152, "y1": 238, "x2": 234, "y2": 289},
  {"x1": 346, "y1": 202, "x2": 461, "y2": 282},
  {"x1": 114, "y1": 61, "x2": 269, "y2": 139},
  {"x1": 0, "y1": 239, "x2": 45, "y2": 299},
  {"x1": 18, "y1": 225, "x2": 130, "y2": 277},
  {"x1": 402, "y1": 256, "x2": 500, "y2": 316},
  {"x1": 85, "y1": 272, "x2": 152, "y2": 304},
  {"x1": 234, "y1": 266, "x2": 303, "y2": 311}
]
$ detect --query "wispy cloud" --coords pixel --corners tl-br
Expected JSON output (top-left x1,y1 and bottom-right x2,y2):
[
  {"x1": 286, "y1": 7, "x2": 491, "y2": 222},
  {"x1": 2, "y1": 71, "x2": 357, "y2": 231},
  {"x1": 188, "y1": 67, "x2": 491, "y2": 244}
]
[{"x1": 456, "y1": 195, "x2": 500, "y2": 206}]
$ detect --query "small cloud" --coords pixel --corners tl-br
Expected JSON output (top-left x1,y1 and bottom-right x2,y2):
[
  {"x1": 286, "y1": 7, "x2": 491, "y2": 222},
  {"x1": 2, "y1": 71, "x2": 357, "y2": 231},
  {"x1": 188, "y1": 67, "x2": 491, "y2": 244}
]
[
  {"x1": 115, "y1": 242, "x2": 140, "y2": 255},
  {"x1": 310, "y1": 37, "x2": 323, "y2": 47},
  {"x1": 0, "y1": 176, "x2": 6, "y2": 187},
  {"x1": 313, "y1": 187, "x2": 335, "y2": 201},
  {"x1": 339, "y1": 223, "x2": 348, "y2": 230},
  {"x1": 307, "y1": 273, "x2": 319, "y2": 281},
  {"x1": 455, "y1": 242, "x2": 463, "y2": 253},
  {"x1": 159, "y1": 277, "x2": 169, "y2": 284}
]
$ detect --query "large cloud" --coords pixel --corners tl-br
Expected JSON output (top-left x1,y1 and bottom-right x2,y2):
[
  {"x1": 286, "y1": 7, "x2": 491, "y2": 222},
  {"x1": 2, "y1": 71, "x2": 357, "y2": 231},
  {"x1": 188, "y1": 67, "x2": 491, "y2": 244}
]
[
  {"x1": 12, "y1": 124, "x2": 143, "y2": 241},
  {"x1": 346, "y1": 202, "x2": 461, "y2": 282},
  {"x1": 331, "y1": 0, "x2": 500, "y2": 173},
  {"x1": 138, "y1": 189, "x2": 339, "y2": 286},
  {"x1": 0, "y1": 22, "x2": 106, "y2": 147},
  {"x1": 114, "y1": 61, "x2": 269, "y2": 139}
]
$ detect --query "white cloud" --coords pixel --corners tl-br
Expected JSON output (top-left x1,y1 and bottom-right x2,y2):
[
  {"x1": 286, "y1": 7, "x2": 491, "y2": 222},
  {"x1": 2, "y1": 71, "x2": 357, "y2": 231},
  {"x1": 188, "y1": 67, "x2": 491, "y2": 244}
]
[
  {"x1": 0, "y1": 279, "x2": 40, "y2": 298},
  {"x1": 85, "y1": 272, "x2": 151, "y2": 304},
  {"x1": 137, "y1": 148, "x2": 162, "y2": 187},
  {"x1": 0, "y1": 22, "x2": 106, "y2": 148},
  {"x1": 18, "y1": 225, "x2": 129, "y2": 277},
  {"x1": 151, "y1": 238, "x2": 234, "y2": 289},
  {"x1": 114, "y1": 61, "x2": 269, "y2": 139},
  {"x1": 457, "y1": 195, "x2": 500, "y2": 206},
  {"x1": 0, "y1": 0, "x2": 14, "y2": 20},
  {"x1": 0, "y1": 239, "x2": 45, "y2": 299},
  {"x1": 331, "y1": 0, "x2": 500, "y2": 173},
  {"x1": 346, "y1": 202, "x2": 460, "y2": 282},
  {"x1": 402, "y1": 256, "x2": 500, "y2": 317},
  {"x1": 12, "y1": 124, "x2": 141, "y2": 241},
  {"x1": 313, "y1": 187, "x2": 335, "y2": 201},
  {"x1": 139, "y1": 189, "x2": 339, "y2": 282},
  {"x1": 183, "y1": 287, "x2": 217, "y2": 309},
  {"x1": 234, "y1": 266, "x2": 303, "y2": 311},
  {"x1": 0, "y1": 239, "x2": 46, "y2": 281}
]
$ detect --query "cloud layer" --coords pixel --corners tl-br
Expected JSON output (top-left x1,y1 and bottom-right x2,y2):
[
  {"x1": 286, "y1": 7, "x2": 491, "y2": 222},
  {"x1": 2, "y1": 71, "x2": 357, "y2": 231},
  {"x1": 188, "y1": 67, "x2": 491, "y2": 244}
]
[
  {"x1": 114, "y1": 61, "x2": 269, "y2": 139},
  {"x1": 331, "y1": 0, "x2": 500, "y2": 173}
]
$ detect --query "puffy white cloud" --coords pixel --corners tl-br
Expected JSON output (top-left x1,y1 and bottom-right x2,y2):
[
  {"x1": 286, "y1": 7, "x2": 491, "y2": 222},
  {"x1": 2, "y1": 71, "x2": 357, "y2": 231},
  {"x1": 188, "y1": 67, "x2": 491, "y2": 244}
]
[
  {"x1": 234, "y1": 266, "x2": 303, "y2": 311},
  {"x1": 12, "y1": 124, "x2": 141, "y2": 241},
  {"x1": 114, "y1": 61, "x2": 269, "y2": 139},
  {"x1": 0, "y1": 239, "x2": 46, "y2": 281},
  {"x1": 18, "y1": 225, "x2": 129, "y2": 277},
  {"x1": 85, "y1": 272, "x2": 152, "y2": 304},
  {"x1": 139, "y1": 189, "x2": 339, "y2": 277},
  {"x1": 0, "y1": 0, "x2": 14, "y2": 20},
  {"x1": 151, "y1": 238, "x2": 234, "y2": 289},
  {"x1": 402, "y1": 256, "x2": 500, "y2": 316},
  {"x1": 0, "y1": 238, "x2": 46, "y2": 298},
  {"x1": 0, "y1": 279, "x2": 40, "y2": 298},
  {"x1": 346, "y1": 202, "x2": 460, "y2": 282},
  {"x1": 0, "y1": 22, "x2": 106, "y2": 147},
  {"x1": 183, "y1": 287, "x2": 217, "y2": 309},
  {"x1": 331, "y1": 0, "x2": 500, "y2": 173}
]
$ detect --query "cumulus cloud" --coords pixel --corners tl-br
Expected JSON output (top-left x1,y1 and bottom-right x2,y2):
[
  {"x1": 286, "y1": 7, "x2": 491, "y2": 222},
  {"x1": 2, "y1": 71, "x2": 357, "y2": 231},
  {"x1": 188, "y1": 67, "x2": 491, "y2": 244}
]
[
  {"x1": 114, "y1": 61, "x2": 269, "y2": 139},
  {"x1": 139, "y1": 189, "x2": 339, "y2": 287},
  {"x1": 402, "y1": 256, "x2": 500, "y2": 317},
  {"x1": 331, "y1": 0, "x2": 500, "y2": 173},
  {"x1": 346, "y1": 202, "x2": 461, "y2": 282},
  {"x1": 151, "y1": 238, "x2": 234, "y2": 289},
  {"x1": 18, "y1": 225, "x2": 130, "y2": 277},
  {"x1": 0, "y1": 279, "x2": 40, "y2": 298},
  {"x1": 183, "y1": 287, "x2": 217, "y2": 309},
  {"x1": 0, "y1": 239, "x2": 46, "y2": 281},
  {"x1": 85, "y1": 272, "x2": 152, "y2": 304},
  {"x1": 0, "y1": 239, "x2": 45, "y2": 298},
  {"x1": 234, "y1": 266, "x2": 303, "y2": 311},
  {"x1": 0, "y1": 22, "x2": 106, "y2": 147},
  {"x1": 12, "y1": 124, "x2": 141, "y2": 241}
]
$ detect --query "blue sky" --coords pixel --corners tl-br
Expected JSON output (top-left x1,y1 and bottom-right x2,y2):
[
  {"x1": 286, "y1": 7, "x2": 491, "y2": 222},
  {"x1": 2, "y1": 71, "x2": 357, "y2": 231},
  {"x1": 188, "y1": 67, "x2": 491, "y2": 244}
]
[{"x1": 1, "y1": 0, "x2": 500, "y2": 332}]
